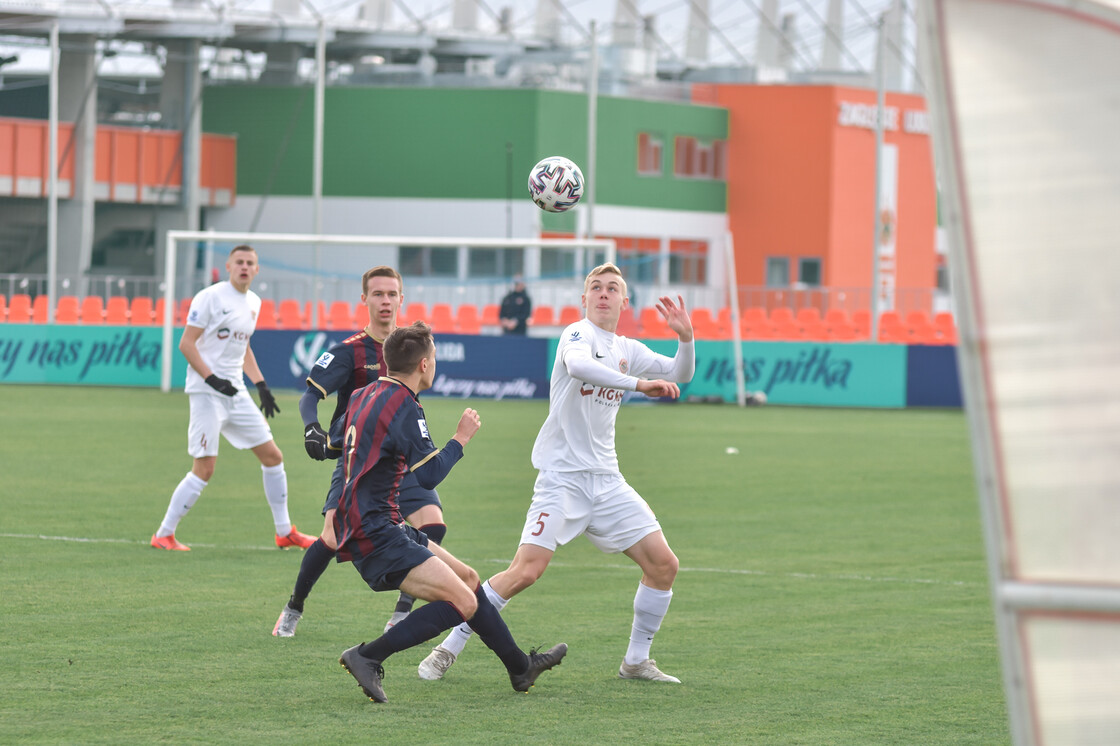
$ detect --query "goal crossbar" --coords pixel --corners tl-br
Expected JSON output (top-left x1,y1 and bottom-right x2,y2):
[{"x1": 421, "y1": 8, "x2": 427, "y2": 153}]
[{"x1": 161, "y1": 229, "x2": 616, "y2": 391}]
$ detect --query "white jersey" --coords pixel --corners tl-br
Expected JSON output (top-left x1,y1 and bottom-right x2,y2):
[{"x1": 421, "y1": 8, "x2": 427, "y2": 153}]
[
  {"x1": 182, "y1": 281, "x2": 262, "y2": 395},
  {"x1": 531, "y1": 318, "x2": 694, "y2": 474}
]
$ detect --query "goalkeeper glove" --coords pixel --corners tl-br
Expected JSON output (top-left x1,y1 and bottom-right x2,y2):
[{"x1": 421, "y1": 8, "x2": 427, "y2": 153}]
[
  {"x1": 304, "y1": 421, "x2": 330, "y2": 460},
  {"x1": 256, "y1": 381, "x2": 280, "y2": 418},
  {"x1": 204, "y1": 374, "x2": 238, "y2": 396}
]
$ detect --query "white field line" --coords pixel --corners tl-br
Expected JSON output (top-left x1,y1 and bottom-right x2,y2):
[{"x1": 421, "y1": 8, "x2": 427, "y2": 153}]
[{"x1": 0, "y1": 532, "x2": 981, "y2": 587}]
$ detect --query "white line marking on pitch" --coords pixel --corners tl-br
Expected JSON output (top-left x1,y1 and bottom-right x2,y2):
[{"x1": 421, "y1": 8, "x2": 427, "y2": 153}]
[{"x1": 0, "y1": 533, "x2": 981, "y2": 587}]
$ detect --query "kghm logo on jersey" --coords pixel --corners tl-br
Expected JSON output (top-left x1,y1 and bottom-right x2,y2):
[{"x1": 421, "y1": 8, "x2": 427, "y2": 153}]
[
  {"x1": 579, "y1": 383, "x2": 595, "y2": 397},
  {"x1": 217, "y1": 327, "x2": 230, "y2": 340}
]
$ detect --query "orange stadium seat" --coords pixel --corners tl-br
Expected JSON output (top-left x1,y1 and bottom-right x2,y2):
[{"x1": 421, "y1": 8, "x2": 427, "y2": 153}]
[
  {"x1": 456, "y1": 304, "x2": 481, "y2": 335},
  {"x1": 850, "y1": 309, "x2": 872, "y2": 340},
  {"x1": 877, "y1": 311, "x2": 907, "y2": 343},
  {"x1": 256, "y1": 298, "x2": 278, "y2": 329},
  {"x1": 55, "y1": 296, "x2": 81, "y2": 324},
  {"x1": 327, "y1": 301, "x2": 353, "y2": 330},
  {"x1": 30, "y1": 295, "x2": 48, "y2": 323},
  {"x1": 175, "y1": 298, "x2": 192, "y2": 325},
  {"x1": 529, "y1": 305, "x2": 555, "y2": 327},
  {"x1": 6, "y1": 294, "x2": 32, "y2": 323},
  {"x1": 558, "y1": 305, "x2": 582, "y2": 326},
  {"x1": 277, "y1": 299, "x2": 306, "y2": 329},
  {"x1": 933, "y1": 312, "x2": 958, "y2": 345},
  {"x1": 0, "y1": 294, "x2": 6, "y2": 322},
  {"x1": 481, "y1": 303, "x2": 500, "y2": 328},
  {"x1": 769, "y1": 307, "x2": 800, "y2": 340},
  {"x1": 130, "y1": 296, "x2": 155, "y2": 325},
  {"x1": 353, "y1": 303, "x2": 370, "y2": 329},
  {"x1": 740, "y1": 308, "x2": 776, "y2": 340},
  {"x1": 105, "y1": 297, "x2": 130, "y2": 325},
  {"x1": 616, "y1": 307, "x2": 640, "y2": 337},
  {"x1": 430, "y1": 303, "x2": 456, "y2": 333},
  {"x1": 80, "y1": 296, "x2": 105, "y2": 325},
  {"x1": 402, "y1": 303, "x2": 428, "y2": 325},
  {"x1": 639, "y1": 307, "x2": 674, "y2": 339},
  {"x1": 690, "y1": 308, "x2": 724, "y2": 340}
]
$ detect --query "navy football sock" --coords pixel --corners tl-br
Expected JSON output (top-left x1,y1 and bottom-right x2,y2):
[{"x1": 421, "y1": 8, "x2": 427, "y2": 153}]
[
  {"x1": 360, "y1": 600, "x2": 464, "y2": 662},
  {"x1": 289, "y1": 538, "x2": 335, "y2": 612},
  {"x1": 466, "y1": 586, "x2": 528, "y2": 675}
]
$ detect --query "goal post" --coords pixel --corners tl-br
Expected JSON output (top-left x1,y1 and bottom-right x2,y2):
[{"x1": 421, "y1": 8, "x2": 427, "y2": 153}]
[{"x1": 160, "y1": 229, "x2": 616, "y2": 392}]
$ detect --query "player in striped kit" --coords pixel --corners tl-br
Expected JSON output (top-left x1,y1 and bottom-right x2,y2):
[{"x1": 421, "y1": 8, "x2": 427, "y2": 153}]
[
  {"x1": 419, "y1": 262, "x2": 694, "y2": 684},
  {"x1": 334, "y1": 322, "x2": 566, "y2": 703},
  {"x1": 151, "y1": 244, "x2": 314, "y2": 552},
  {"x1": 272, "y1": 266, "x2": 449, "y2": 637}
]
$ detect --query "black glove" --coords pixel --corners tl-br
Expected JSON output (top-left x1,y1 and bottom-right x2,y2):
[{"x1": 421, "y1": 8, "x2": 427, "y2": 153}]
[
  {"x1": 304, "y1": 421, "x2": 330, "y2": 460},
  {"x1": 204, "y1": 374, "x2": 238, "y2": 396},
  {"x1": 256, "y1": 381, "x2": 280, "y2": 418}
]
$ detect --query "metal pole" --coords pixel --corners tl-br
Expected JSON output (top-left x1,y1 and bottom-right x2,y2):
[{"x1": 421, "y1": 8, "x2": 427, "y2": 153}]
[
  {"x1": 585, "y1": 19, "x2": 598, "y2": 253},
  {"x1": 312, "y1": 20, "x2": 326, "y2": 329},
  {"x1": 47, "y1": 22, "x2": 60, "y2": 323},
  {"x1": 725, "y1": 231, "x2": 746, "y2": 406},
  {"x1": 870, "y1": 15, "x2": 885, "y2": 343},
  {"x1": 161, "y1": 231, "x2": 179, "y2": 392}
]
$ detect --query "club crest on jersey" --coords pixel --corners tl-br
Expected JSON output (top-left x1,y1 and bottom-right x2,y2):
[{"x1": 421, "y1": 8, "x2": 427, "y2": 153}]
[
  {"x1": 417, "y1": 419, "x2": 430, "y2": 440},
  {"x1": 619, "y1": 358, "x2": 628, "y2": 374},
  {"x1": 314, "y1": 351, "x2": 335, "y2": 369}
]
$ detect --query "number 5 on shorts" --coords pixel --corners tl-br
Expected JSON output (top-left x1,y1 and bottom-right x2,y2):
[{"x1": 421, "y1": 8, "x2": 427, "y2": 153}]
[{"x1": 530, "y1": 511, "x2": 550, "y2": 537}]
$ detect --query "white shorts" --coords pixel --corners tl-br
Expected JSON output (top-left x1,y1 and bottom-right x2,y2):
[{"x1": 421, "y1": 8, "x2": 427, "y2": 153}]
[
  {"x1": 518, "y1": 470, "x2": 661, "y2": 554},
  {"x1": 187, "y1": 390, "x2": 273, "y2": 458}
]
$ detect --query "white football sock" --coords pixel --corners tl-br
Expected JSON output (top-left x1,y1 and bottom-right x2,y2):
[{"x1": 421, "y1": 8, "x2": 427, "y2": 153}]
[
  {"x1": 442, "y1": 580, "x2": 508, "y2": 655},
  {"x1": 157, "y1": 472, "x2": 208, "y2": 536},
  {"x1": 624, "y1": 583, "x2": 673, "y2": 665},
  {"x1": 262, "y1": 463, "x2": 292, "y2": 536}
]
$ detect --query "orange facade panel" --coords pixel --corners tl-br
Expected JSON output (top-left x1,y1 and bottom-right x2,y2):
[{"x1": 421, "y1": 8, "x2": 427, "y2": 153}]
[
  {"x1": 0, "y1": 117, "x2": 74, "y2": 198},
  {"x1": 0, "y1": 117, "x2": 234, "y2": 206},
  {"x1": 714, "y1": 85, "x2": 936, "y2": 309},
  {"x1": 200, "y1": 134, "x2": 237, "y2": 207}
]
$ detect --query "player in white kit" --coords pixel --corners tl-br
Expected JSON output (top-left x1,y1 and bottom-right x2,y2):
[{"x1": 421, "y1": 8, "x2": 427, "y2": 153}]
[
  {"x1": 151, "y1": 244, "x2": 314, "y2": 552},
  {"x1": 419, "y1": 262, "x2": 694, "y2": 683}
]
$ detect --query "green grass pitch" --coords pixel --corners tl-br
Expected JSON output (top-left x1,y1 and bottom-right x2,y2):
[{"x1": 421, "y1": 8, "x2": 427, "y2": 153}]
[{"x1": 0, "y1": 385, "x2": 1009, "y2": 745}]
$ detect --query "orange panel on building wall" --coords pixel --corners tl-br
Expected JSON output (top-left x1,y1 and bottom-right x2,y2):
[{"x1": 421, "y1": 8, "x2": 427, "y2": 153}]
[
  {"x1": 141, "y1": 130, "x2": 182, "y2": 203},
  {"x1": 200, "y1": 134, "x2": 237, "y2": 206},
  {"x1": 109, "y1": 128, "x2": 141, "y2": 202},
  {"x1": 714, "y1": 85, "x2": 936, "y2": 311}
]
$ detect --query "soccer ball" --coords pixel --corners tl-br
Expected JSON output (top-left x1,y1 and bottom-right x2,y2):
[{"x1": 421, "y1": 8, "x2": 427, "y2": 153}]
[{"x1": 528, "y1": 156, "x2": 585, "y2": 212}]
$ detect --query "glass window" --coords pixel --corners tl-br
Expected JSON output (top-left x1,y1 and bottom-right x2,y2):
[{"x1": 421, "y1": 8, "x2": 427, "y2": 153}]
[
  {"x1": 399, "y1": 246, "x2": 425, "y2": 276},
  {"x1": 799, "y1": 258, "x2": 822, "y2": 287},
  {"x1": 637, "y1": 132, "x2": 663, "y2": 175},
  {"x1": 668, "y1": 239, "x2": 708, "y2": 284},
  {"x1": 541, "y1": 248, "x2": 576, "y2": 279},
  {"x1": 766, "y1": 257, "x2": 790, "y2": 287},
  {"x1": 429, "y1": 247, "x2": 457, "y2": 277}
]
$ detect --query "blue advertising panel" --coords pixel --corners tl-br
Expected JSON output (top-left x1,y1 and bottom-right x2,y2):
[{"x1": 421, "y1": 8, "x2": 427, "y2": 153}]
[
  {"x1": 905, "y1": 345, "x2": 963, "y2": 408},
  {"x1": 250, "y1": 330, "x2": 550, "y2": 400}
]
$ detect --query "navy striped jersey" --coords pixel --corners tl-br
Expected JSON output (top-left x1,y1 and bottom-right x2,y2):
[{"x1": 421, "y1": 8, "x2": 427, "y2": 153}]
[
  {"x1": 305, "y1": 330, "x2": 387, "y2": 454},
  {"x1": 334, "y1": 376, "x2": 463, "y2": 563}
]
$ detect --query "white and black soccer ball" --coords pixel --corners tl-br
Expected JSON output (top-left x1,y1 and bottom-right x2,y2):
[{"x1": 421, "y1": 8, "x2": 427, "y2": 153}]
[{"x1": 528, "y1": 156, "x2": 585, "y2": 213}]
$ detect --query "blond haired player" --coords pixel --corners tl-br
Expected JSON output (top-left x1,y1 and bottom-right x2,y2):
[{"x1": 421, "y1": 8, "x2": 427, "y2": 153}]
[{"x1": 419, "y1": 262, "x2": 694, "y2": 683}]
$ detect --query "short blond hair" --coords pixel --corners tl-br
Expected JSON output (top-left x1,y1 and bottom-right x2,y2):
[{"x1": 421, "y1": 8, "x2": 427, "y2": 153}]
[
  {"x1": 362, "y1": 266, "x2": 403, "y2": 295},
  {"x1": 583, "y1": 263, "x2": 628, "y2": 297}
]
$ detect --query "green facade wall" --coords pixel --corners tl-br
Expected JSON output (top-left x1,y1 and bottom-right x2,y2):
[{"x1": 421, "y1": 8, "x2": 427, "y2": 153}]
[{"x1": 201, "y1": 86, "x2": 727, "y2": 212}]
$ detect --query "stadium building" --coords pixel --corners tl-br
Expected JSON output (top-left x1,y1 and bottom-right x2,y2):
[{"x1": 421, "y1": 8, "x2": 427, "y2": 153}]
[{"x1": 0, "y1": 0, "x2": 939, "y2": 333}]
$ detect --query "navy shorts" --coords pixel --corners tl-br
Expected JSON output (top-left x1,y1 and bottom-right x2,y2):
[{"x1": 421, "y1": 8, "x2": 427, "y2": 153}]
[
  {"x1": 352, "y1": 523, "x2": 433, "y2": 592},
  {"x1": 323, "y1": 458, "x2": 346, "y2": 513}
]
